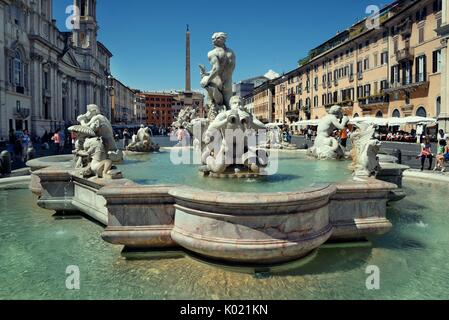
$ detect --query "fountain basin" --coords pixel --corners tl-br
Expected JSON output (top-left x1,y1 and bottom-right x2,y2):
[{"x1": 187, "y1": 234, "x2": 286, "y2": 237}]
[
  {"x1": 27, "y1": 155, "x2": 74, "y2": 195},
  {"x1": 34, "y1": 164, "x2": 397, "y2": 264},
  {"x1": 168, "y1": 186, "x2": 336, "y2": 264}
]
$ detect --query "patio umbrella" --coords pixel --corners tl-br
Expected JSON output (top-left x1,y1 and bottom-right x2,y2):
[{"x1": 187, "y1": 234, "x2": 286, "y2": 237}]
[{"x1": 388, "y1": 116, "x2": 436, "y2": 126}]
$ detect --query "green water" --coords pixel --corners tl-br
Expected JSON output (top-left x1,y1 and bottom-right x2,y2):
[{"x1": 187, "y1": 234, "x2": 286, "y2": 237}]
[
  {"x1": 1, "y1": 179, "x2": 449, "y2": 300},
  {"x1": 121, "y1": 151, "x2": 352, "y2": 192}
]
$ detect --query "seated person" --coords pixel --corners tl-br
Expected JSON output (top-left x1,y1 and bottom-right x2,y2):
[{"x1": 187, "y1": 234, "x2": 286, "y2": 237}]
[
  {"x1": 434, "y1": 139, "x2": 447, "y2": 172},
  {"x1": 418, "y1": 137, "x2": 433, "y2": 171},
  {"x1": 386, "y1": 133, "x2": 393, "y2": 141}
]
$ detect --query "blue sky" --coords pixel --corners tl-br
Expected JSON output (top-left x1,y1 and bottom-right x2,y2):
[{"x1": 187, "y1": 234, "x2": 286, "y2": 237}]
[{"x1": 53, "y1": 0, "x2": 387, "y2": 91}]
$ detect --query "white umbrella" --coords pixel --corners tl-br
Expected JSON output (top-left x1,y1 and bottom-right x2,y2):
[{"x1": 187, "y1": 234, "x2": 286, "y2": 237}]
[
  {"x1": 293, "y1": 119, "x2": 320, "y2": 126},
  {"x1": 266, "y1": 122, "x2": 284, "y2": 128},
  {"x1": 388, "y1": 116, "x2": 436, "y2": 126},
  {"x1": 349, "y1": 117, "x2": 388, "y2": 126}
]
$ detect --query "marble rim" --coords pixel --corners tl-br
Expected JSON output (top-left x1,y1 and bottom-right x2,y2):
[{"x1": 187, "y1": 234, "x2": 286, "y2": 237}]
[{"x1": 168, "y1": 184, "x2": 337, "y2": 206}]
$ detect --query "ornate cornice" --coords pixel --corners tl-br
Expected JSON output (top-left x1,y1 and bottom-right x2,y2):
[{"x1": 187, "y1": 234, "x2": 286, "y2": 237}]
[{"x1": 30, "y1": 52, "x2": 44, "y2": 62}]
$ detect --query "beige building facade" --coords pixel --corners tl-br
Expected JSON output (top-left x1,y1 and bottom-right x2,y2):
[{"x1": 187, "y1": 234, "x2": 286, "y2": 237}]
[
  {"x1": 437, "y1": 0, "x2": 449, "y2": 131},
  {"x1": 251, "y1": 0, "x2": 444, "y2": 126},
  {"x1": 110, "y1": 78, "x2": 135, "y2": 125}
]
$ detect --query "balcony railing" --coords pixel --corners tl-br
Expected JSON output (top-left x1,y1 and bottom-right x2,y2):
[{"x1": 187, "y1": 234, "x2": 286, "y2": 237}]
[
  {"x1": 14, "y1": 107, "x2": 30, "y2": 119},
  {"x1": 398, "y1": 18, "x2": 412, "y2": 39},
  {"x1": 286, "y1": 109, "x2": 300, "y2": 118},
  {"x1": 325, "y1": 100, "x2": 354, "y2": 110},
  {"x1": 358, "y1": 94, "x2": 389, "y2": 108},
  {"x1": 396, "y1": 47, "x2": 414, "y2": 62},
  {"x1": 384, "y1": 76, "x2": 430, "y2": 93}
]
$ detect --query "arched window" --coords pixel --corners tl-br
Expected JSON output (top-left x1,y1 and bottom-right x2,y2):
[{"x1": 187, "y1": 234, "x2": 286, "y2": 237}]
[
  {"x1": 376, "y1": 111, "x2": 383, "y2": 118},
  {"x1": 416, "y1": 106, "x2": 427, "y2": 117},
  {"x1": 353, "y1": 113, "x2": 359, "y2": 118},
  {"x1": 392, "y1": 109, "x2": 401, "y2": 118},
  {"x1": 436, "y1": 97, "x2": 441, "y2": 117},
  {"x1": 13, "y1": 51, "x2": 22, "y2": 86}
]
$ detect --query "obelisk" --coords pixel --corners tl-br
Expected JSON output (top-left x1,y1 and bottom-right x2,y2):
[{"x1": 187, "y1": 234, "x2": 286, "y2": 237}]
[{"x1": 185, "y1": 24, "x2": 191, "y2": 93}]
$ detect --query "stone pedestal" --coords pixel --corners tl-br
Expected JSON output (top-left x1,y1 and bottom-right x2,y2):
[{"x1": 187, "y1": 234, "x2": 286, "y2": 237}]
[{"x1": 99, "y1": 185, "x2": 177, "y2": 248}]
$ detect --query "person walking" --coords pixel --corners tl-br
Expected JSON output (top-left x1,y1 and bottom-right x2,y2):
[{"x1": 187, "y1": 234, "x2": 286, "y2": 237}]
[
  {"x1": 9, "y1": 128, "x2": 15, "y2": 145},
  {"x1": 437, "y1": 129, "x2": 448, "y2": 141},
  {"x1": 123, "y1": 129, "x2": 131, "y2": 149},
  {"x1": 434, "y1": 139, "x2": 447, "y2": 172},
  {"x1": 21, "y1": 129, "x2": 31, "y2": 162},
  {"x1": 51, "y1": 129, "x2": 62, "y2": 155},
  {"x1": 13, "y1": 136, "x2": 23, "y2": 163},
  {"x1": 418, "y1": 136, "x2": 433, "y2": 171},
  {"x1": 71, "y1": 131, "x2": 77, "y2": 150},
  {"x1": 59, "y1": 129, "x2": 65, "y2": 154},
  {"x1": 340, "y1": 128, "x2": 349, "y2": 148}
]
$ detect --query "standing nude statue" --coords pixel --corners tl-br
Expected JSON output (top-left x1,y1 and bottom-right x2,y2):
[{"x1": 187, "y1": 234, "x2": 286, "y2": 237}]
[{"x1": 199, "y1": 32, "x2": 236, "y2": 118}]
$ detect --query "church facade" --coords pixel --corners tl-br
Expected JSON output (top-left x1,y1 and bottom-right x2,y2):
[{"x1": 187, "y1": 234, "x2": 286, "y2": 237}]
[{"x1": 0, "y1": 0, "x2": 113, "y2": 140}]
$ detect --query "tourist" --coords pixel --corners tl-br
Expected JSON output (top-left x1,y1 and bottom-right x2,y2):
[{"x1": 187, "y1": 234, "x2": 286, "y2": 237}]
[
  {"x1": 13, "y1": 137, "x2": 23, "y2": 162},
  {"x1": 442, "y1": 137, "x2": 449, "y2": 173},
  {"x1": 418, "y1": 136, "x2": 433, "y2": 171},
  {"x1": 176, "y1": 126, "x2": 185, "y2": 143},
  {"x1": 59, "y1": 129, "x2": 65, "y2": 154},
  {"x1": 9, "y1": 128, "x2": 15, "y2": 144},
  {"x1": 123, "y1": 129, "x2": 131, "y2": 149},
  {"x1": 51, "y1": 129, "x2": 62, "y2": 154},
  {"x1": 71, "y1": 131, "x2": 77, "y2": 149},
  {"x1": 307, "y1": 127, "x2": 312, "y2": 141},
  {"x1": 434, "y1": 139, "x2": 447, "y2": 172},
  {"x1": 340, "y1": 128, "x2": 349, "y2": 148},
  {"x1": 21, "y1": 129, "x2": 31, "y2": 162},
  {"x1": 282, "y1": 126, "x2": 292, "y2": 144},
  {"x1": 438, "y1": 129, "x2": 448, "y2": 141},
  {"x1": 183, "y1": 127, "x2": 191, "y2": 144}
]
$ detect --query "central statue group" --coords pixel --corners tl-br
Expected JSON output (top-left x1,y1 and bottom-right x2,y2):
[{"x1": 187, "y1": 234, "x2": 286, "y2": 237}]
[{"x1": 196, "y1": 32, "x2": 269, "y2": 177}]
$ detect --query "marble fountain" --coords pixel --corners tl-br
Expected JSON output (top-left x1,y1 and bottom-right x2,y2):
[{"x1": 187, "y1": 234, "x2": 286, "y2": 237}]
[{"x1": 28, "y1": 32, "x2": 408, "y2": 267}]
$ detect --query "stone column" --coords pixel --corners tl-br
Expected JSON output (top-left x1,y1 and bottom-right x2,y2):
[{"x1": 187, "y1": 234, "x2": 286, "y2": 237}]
[
  {"x1": 437, "y1": 0, "x2": 449, "y2": 132},
  {"x1": 0, "y1": 1, "x2": 7, "y2": 138}
]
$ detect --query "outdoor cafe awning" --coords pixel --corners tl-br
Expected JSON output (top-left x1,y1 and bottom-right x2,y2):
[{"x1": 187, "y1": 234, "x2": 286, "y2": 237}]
[
  {"x1": 266, "y1": 122, "x2": 285, "y2": 128},
  {"x1": 294, "y1": 116, "x2": 437, "y2": 128},
  {"x1": 386, "y1": 116, "x2": 437, "y2": 126},
  {"x1": 292, "y1": 119, "x2": 320, "y2": 127}
]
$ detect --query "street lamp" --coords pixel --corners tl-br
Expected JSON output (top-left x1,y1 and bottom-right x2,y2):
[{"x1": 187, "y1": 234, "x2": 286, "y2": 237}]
[{"x1": 106, "y1": 75, "x2": 115, "y2": 97}]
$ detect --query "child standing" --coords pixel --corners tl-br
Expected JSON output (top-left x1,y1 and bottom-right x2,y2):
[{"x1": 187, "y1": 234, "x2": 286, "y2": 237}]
[{"x1": 434, "y1": 139, "x2": 447, "y2": 172}]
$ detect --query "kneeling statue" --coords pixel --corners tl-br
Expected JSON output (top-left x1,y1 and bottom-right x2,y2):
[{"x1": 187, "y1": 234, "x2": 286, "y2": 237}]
[
  {"x1": 127, "y1": 125, "x2": 160, "y2": 153},
  {"x1": 77, "y1": 137, "x2": 123, "y2": 179},
  {"x1": 309, "y1": 105, "x2": 349, "y2": 160}
]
